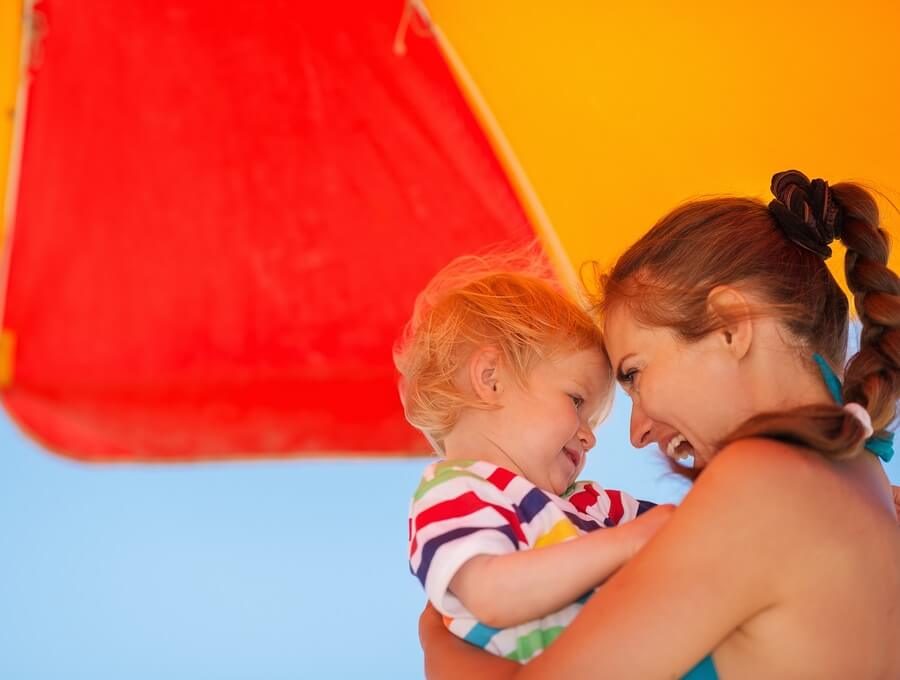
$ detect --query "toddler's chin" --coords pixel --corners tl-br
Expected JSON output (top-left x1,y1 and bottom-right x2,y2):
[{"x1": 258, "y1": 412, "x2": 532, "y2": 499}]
[{"x1": 554, "y1": 472, "x2": 577, "y2": 495}]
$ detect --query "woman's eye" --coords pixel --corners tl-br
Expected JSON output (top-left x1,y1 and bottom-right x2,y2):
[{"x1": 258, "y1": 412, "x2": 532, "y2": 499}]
[
  {"x1": 570, "y1": 395, "x2": 585, "y2": 409},
  {"x1": 619, "y1": 368, "x2": 638, "y2": 387}
]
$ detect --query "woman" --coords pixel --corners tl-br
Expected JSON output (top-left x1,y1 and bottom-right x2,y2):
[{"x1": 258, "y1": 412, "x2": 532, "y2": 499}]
[{"x1": 419, "y1": 170, "x2": 900, "y2": 678}]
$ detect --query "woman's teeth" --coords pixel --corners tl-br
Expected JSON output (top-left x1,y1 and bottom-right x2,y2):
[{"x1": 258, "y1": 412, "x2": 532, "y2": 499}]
[{"x1": 666, "y1": 434, "x2": 693, "y2": 461}]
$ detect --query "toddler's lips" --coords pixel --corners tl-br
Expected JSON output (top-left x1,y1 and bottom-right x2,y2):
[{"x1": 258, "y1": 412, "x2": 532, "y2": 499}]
[{"x1": 563, "y1": 447, "x2": 581, "y2": 468}]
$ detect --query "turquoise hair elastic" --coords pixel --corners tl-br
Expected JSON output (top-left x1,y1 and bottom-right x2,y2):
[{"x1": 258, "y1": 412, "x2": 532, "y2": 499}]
[{"x1": 812, "y1": 353, "x2": 894, "y2": 462}]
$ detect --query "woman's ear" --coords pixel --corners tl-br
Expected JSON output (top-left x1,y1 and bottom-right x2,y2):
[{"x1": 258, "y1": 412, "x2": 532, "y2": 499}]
[
  {"x1": 468, "y1": 346, "x2": 502, "y2": 402},
  {"x1": 706, "y1": 286, "x2": 753, "y2": 361}
]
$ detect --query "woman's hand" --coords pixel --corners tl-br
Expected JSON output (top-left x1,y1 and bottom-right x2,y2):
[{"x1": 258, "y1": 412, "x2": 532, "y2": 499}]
[
  {"x1": 892, "y1": 485, "x2": 900, "y2": 522},
  {"x1": 419, "y1": 603, "x2": 518, "y2": 679},
  {"x1": 418, "y1": 603, "x2": 445, "y2": 678}
]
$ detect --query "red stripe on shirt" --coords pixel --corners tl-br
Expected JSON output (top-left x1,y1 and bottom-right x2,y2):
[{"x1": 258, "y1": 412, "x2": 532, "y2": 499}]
[
  {"x1": 486, "y1": 466, "x2": 516, "y2": 491},
  {"x1": 606, "y1": 489, "x2": 624, "y2": 525},
  {"x1": 411, "y1": 491, "x2": 526, "y2": 557},
  {"x1": 568, "y1": 484, "x2": 601, "y2": 513}
]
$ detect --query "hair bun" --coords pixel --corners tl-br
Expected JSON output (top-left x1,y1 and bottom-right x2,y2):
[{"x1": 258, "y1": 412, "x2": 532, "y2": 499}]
[{"x1": 769, "y1": 169, "x2": 844, "y2": 259}]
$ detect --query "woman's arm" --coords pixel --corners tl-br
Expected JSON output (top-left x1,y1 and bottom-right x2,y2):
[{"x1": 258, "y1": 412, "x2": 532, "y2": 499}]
[
  {"x1": 420, "y1": 603, "x2": 518, "y2": 680},
  {"x1": 449, "y1": 504, "x2": 673, "y2": 628},
  {"x1": 514, "y1": 440, "x2": 807, "y2": 678}
]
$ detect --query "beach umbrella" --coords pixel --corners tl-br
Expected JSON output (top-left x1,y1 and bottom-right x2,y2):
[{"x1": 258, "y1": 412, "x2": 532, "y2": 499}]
[{"x1": 2, "y1": 0, "x2": 898, "y2": 463}]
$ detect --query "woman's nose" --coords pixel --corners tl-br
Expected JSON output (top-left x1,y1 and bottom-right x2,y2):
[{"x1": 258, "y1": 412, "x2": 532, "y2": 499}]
[{"x1": 629, "y1": 401, "x2": 654, "y2": 448}]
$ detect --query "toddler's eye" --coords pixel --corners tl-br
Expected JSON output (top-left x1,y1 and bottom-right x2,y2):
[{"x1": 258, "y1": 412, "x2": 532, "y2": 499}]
[{"x1": 570, "y1": 395, "x2": 585, "y2": 409}]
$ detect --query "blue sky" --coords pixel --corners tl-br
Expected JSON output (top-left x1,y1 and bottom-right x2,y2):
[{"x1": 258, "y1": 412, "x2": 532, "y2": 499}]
[{"x1": 0, "y1": 388, "x2": 896, "y2": 680}]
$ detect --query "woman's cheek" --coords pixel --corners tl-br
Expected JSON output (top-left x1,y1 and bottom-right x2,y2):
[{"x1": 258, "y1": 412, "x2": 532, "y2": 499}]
[{"x1": 637, "y1": 376, "x2": 666, "y2": 422}]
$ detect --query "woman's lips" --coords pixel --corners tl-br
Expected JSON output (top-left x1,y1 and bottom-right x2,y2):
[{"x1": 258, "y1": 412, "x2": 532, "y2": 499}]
[{"x1": 663, "y1": 433, "x2": 694, "y2": 461}]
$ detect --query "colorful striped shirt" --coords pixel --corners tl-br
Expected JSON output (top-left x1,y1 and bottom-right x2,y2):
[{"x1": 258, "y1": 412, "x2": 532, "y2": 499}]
[{"x1": 408, "y1": 459, "x2": 653, "y2": 663}]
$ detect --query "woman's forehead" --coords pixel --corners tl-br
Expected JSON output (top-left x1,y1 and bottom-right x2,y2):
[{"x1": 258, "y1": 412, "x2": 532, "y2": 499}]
[
  {"x1": 602, "y1": 306, "x2": 678, "y2": 367},
  {"x1": 601, "y1": 305, "x2": 643, "y2": 355}
]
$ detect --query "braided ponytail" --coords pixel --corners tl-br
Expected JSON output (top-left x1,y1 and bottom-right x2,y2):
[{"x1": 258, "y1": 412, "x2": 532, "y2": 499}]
[{"x1": 835, "y1": 183, "x2": 900, "y2": 438}]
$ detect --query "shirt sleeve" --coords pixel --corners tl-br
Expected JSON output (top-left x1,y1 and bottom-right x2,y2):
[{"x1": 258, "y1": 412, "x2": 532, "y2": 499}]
[
  {"x1": 408, "y1": 467, "x2": 523, "y2": 616},
  {"x1": 563, "y1": 480, "x2": 656, "y2": 527}
]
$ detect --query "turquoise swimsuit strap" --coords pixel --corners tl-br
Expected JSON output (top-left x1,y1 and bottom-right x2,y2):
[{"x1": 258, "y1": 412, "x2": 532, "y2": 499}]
[
  {"x1": 812, "y1": 354, "x2": 843, "y2": 404},
  {"x1": 812, "y1": 353, "x2": 894, "y2": 462},
  {"x1": 682, "y1": 655, "x2": 718, "y2": 680}
]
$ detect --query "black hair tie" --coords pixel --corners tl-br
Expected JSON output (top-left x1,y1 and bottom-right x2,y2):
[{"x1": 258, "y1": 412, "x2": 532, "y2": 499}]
[{"x1": 769, "y1": 169, "x2": 844, "y2": 259}]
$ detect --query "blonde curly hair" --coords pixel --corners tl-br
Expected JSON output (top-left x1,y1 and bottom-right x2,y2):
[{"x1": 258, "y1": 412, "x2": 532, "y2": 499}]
[{"x1": 393, "y1": 248, "x2": 609, "y2": 451}]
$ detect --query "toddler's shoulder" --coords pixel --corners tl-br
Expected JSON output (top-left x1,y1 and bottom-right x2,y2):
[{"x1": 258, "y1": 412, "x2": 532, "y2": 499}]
[{"x1": 410, "y1": 459, "x2": 522, "y2": 512}]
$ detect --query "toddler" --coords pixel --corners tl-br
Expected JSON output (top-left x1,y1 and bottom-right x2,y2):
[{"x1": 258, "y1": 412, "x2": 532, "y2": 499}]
[{"x1": 395, "y1": 252, "x2": 673, "y2": 663}]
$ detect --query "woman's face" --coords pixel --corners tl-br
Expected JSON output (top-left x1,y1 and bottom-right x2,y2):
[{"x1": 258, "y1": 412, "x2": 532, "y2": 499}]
[{"x1": 603, "y1": 304, "x2": 755, "y2": 468}]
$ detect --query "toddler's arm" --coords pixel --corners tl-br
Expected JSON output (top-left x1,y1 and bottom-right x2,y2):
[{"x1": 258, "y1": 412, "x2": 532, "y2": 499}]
[{"x1": 449, "y1": 503, "x2": 673, "y2": 628}]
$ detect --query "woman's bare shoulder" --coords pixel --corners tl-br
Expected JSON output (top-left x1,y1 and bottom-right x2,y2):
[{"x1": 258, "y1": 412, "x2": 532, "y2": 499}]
[
  {"x1": 692, "y1": 436, "x2": 892, "y2": 547},
  {"x1": 516, "y1": 441, "x2": 808, "y2": 677},
  {"x1": 677, "y1": 437, "x2": 839, "y2": 554},
  {"x1": 699, "y1": 437, "x2": 831, "y2": 501}
]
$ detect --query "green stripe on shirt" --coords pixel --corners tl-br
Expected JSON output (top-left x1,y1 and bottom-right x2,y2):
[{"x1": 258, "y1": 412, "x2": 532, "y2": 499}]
[{"x1": 505, "y1": 626, "x2": 565, "y2": 663}]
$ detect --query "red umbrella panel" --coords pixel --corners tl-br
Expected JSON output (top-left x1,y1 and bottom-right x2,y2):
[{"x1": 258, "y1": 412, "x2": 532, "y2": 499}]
[{"x1": 0, "y1": 1, "x2": 542, "y2": 461}]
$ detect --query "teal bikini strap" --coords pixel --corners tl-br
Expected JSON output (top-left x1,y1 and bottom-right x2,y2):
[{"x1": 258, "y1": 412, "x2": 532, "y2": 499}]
[
  {"x1": 812, "y1": 353, "x2": 894, "y2": 462},
  {"x1": 812, "y1": 354, "x2": 844, "y2": 404},
  {"x1": 682, "y1": 655, "x2": 718, "y2": 680},
  {"x1": 865, "y1": 434, "x2": 894, "y2": 462}
]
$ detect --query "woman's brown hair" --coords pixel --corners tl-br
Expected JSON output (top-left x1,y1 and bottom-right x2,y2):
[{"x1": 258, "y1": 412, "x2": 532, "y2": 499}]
[{"x1": 593, "y1": 170, "x2": 899, "y2": 469}]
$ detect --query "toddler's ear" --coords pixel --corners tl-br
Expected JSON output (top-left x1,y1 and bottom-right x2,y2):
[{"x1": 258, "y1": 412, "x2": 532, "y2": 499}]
[{"x1": 469, "y1": 346, "x2": 502, "y2": 402}]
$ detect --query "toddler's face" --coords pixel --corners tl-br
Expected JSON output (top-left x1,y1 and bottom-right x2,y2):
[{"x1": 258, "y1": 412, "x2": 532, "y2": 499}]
[{"x1": 495, "y1": 348, "x2": 611, "y2": 494}]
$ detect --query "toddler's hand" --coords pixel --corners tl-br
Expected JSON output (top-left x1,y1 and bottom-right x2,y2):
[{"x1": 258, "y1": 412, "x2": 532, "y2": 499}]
[{"x1": 625, "y1": 503, "x2": 675, "y2": 557}]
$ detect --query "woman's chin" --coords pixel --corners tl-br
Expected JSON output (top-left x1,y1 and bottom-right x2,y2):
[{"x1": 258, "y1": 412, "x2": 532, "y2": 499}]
[{"x1": 692, "y1": 447, "x2": 714, "y2": 468}]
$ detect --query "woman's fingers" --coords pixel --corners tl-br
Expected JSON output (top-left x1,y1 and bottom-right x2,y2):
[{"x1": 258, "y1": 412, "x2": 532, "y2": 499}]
[
  {"x1": 419, "y1": 602, "x2": 446, "y2": 680},
  {"x1": 419, "y1": 602, "x2": 443, "y2": 646}
]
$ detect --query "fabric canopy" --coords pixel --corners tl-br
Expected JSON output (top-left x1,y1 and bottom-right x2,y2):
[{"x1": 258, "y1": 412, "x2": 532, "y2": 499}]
[
  {"x1": 0, "y1": 1, "x2": 543, "y2": 460},
  {"x1": 2, "y1": 0, "x2": 899, "y2": 462}
]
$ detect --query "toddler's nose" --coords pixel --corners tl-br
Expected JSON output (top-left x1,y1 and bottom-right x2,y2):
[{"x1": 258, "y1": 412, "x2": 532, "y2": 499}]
[{"x1": 579, "y1": 424, "x2": 596, "y2": 453}]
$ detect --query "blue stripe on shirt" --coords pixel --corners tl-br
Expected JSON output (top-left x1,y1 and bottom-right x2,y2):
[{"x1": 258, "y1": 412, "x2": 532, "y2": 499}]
[
  {"x1": 464, "y1": 622, "x2": 502, "y2": 648},
  {"x1": 637, "y1": 499, "x2": 657, "y2": 515},
  {"x1": 516, "y1": 487, "x2": 551, "y2": 523},
  {"x1": 414, "y1": 524, "x2": 519, "y2": 586},
  {"x1": 562, "y1": 510, "x2": 603, "y2": 533}
]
